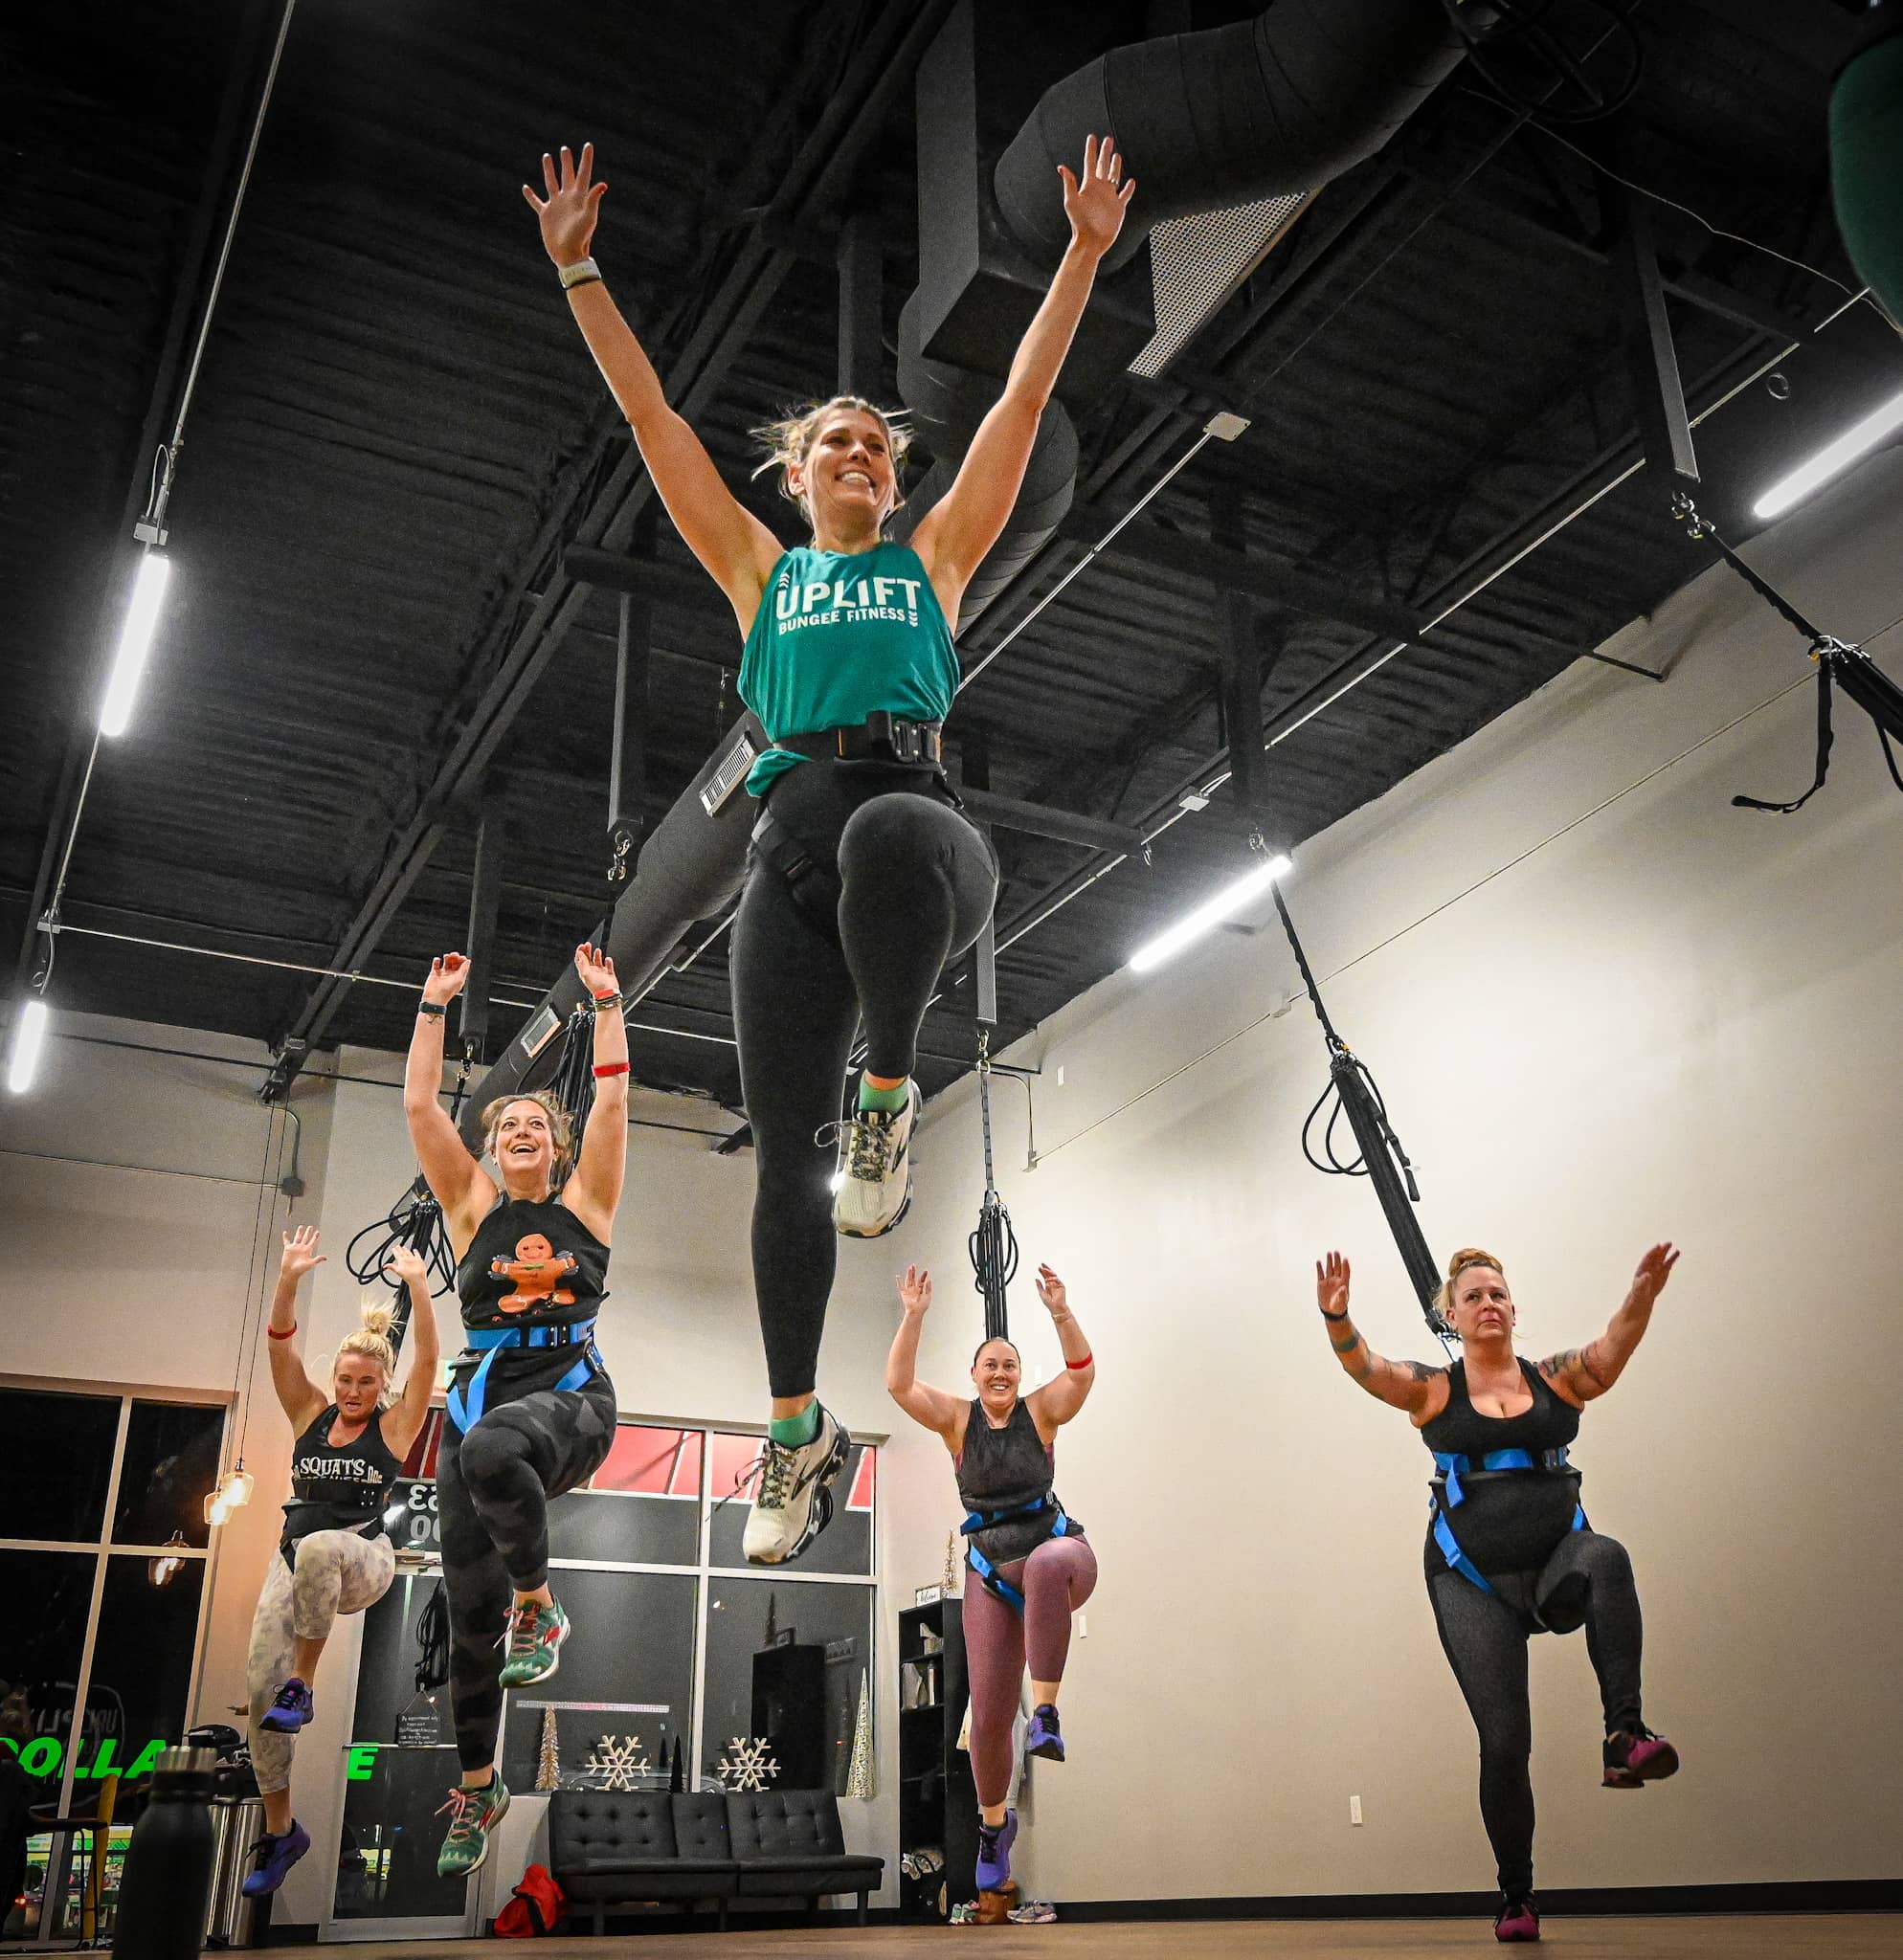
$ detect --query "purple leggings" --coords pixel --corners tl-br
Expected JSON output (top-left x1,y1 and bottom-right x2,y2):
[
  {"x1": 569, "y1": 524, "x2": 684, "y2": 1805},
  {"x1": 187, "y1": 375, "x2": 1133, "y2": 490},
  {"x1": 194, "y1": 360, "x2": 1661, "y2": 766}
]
[{"x1": 963, "y1": 1534, "x2": 1098, "y2": 1807}]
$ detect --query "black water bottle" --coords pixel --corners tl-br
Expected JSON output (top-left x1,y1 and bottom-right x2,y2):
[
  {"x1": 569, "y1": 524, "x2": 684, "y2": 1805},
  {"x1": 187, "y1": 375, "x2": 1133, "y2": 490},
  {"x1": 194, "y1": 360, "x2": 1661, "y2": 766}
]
[{"x1": 111, "y1": 1746, "x2": 217, "y2": 1957}]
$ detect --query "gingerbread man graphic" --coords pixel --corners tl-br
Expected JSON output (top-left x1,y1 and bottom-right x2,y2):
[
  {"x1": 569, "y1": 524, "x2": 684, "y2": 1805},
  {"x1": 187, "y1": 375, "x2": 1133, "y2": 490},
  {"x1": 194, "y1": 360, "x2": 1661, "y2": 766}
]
[{"x1": 490, "y1": 1233, "x2": 578, "y2": 1314}]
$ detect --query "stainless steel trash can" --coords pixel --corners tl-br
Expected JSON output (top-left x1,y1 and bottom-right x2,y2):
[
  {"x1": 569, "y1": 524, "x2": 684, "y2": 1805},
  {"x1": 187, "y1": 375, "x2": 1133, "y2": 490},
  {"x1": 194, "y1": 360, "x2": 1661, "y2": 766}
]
[{"x1": 203, "y1": 1796, "x2": 264, "y2": 1949}]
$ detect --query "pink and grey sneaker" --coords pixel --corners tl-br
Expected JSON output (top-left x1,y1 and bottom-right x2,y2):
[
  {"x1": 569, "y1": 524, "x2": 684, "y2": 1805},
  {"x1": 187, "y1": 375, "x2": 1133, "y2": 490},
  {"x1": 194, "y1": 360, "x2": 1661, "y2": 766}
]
[
  {"x1": 974, "y1": 1810, "x2": 1019, "y2": 1892},
  {"x1": 1493, "y1": 1894, "x2": 1540, "y2": 1943},
  {"x1": 1602, "y1": 1725, "x2": 1680, "y2": 1789},
  {"x1": 257, "y1": 1677, "x2": 314, "y2": 1734},
  {"x1": 1025, "y1": 1704, "x2": 1064, "y2": 1763}
]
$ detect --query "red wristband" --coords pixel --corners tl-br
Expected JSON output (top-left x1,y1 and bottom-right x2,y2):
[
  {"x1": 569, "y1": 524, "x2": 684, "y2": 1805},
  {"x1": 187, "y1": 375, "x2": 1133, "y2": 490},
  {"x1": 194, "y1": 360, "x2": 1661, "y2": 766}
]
[
  {"x1": 593, "y1": 990, "x2": 620, "y2": 1001},
  {"x1": 267, "y1": 1322, "x2": 297, "y2": 1341},
  {"x1": 1065, "y1": 1351, "x2": 1093, "y2": 1370},
  {"x1": 593, "y1": 1061, "x2": 630, "y2": 1078}
]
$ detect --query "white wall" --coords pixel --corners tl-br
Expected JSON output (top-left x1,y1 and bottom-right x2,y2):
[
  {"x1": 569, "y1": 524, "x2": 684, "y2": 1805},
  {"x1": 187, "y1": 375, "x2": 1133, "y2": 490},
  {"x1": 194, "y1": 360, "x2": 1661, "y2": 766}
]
[{"x1": 845, "y1": 455, "x2": 1903, "y2": 1904}]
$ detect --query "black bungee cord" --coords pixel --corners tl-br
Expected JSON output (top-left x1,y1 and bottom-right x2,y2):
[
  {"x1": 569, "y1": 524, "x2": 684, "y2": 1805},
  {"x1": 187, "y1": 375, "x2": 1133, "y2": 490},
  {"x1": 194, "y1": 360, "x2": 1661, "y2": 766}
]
[{"x1": 967, "y1": 1027, "x2": 1019, "y2": 1346}]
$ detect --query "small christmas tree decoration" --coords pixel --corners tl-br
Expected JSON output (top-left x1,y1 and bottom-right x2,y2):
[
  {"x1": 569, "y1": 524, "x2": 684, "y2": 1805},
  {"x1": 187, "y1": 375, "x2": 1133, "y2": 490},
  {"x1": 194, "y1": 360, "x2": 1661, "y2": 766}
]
[
  {"x1": 845, "y1": 1669, "x2": 875, "y2": 1800},
  {"x1": 535, "y1": 1706, "x2": 561, "y2": 1791}
]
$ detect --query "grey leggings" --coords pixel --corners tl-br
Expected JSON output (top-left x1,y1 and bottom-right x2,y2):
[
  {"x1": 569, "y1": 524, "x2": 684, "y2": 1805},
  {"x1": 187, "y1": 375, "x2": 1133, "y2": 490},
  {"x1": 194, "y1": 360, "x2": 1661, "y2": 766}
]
[
  {"x1": 731, "y1": 762, "x2": 996, "y2": 1397},
  {"x1": 1428, "y1": 1528, "x2": 1645, "y2": 1898},
  {"x1": 437, "y1": 1373, "x2": 617, "y2": 1771}
]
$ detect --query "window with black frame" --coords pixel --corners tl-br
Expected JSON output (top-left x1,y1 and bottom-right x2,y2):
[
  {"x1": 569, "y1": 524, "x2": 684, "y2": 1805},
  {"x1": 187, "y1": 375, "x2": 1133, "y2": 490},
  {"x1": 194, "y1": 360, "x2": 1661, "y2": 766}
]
[{"x1": 0, "y1": 1388, "x2": 225, "y2": 1943}]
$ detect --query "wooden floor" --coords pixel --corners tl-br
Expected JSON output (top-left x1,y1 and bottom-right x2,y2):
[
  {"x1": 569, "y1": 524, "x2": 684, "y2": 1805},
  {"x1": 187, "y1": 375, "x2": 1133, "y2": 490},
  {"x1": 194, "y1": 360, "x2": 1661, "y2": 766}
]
[{"x1": 258, "y1": 1915, "x2": 1898, "y2": 1957}]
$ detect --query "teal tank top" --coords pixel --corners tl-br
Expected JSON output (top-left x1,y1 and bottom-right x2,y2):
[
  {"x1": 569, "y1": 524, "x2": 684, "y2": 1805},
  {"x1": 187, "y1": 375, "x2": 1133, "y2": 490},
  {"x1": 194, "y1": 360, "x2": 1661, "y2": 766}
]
[{"x1": 738, "y1": 543, "x2": 959, "y2": 796}]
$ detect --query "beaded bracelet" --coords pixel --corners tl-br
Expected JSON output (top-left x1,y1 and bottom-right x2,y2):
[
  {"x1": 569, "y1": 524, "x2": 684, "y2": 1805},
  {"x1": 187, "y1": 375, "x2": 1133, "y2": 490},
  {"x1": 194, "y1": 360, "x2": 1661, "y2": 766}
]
[{"x1": 591, "y1": 991, "x2": 624, "y2": 1013}]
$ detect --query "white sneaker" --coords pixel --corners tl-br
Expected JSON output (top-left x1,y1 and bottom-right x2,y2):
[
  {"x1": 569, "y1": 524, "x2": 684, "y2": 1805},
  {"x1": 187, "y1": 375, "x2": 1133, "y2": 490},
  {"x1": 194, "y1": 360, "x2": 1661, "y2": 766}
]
[
  {"x1": 831, "y1": 1085, "x2": 916, "y2": 1238},
  {"x1": 742, "y1": 1406, "x2": 852, "y2": 1565}
]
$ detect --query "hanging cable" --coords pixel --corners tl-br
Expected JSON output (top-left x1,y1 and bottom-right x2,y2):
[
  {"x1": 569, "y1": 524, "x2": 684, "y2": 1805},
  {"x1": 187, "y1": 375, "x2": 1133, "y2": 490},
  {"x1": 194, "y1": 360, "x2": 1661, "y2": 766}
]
[
  {"x1": 414, "y1": 1581, "x2": 450, "y2": 1697},
  {"x1": 1672, "y1": 493, "x2": 1903, "y2": 811},
  {"x1": 967, "y1": 1028, "x2": 1019, "y2": 1346},
  {"x1": 1266, "y1": 875, "x2": 1450, "y2": 1340},
  {"x1": 547, "y1": 1005, "x2": 601, "y2": 1150},
  {"x1": 1440, "y1": 0, "x2": 1645, "y2": 126}
]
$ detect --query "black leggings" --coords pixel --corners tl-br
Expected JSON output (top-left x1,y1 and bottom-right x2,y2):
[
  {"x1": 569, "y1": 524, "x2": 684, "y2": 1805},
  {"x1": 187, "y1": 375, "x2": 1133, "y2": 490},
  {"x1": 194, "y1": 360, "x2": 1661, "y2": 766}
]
[
  {"x1": 437, "y1": 1371, "x2": 617, "y2": 1771},
  {"x1": 1428, "y1": 1529, "x2": 1645, "y2": 1898},
  {"x1": 730, "y1": 761, "x2": 996, "y2": 1397}
]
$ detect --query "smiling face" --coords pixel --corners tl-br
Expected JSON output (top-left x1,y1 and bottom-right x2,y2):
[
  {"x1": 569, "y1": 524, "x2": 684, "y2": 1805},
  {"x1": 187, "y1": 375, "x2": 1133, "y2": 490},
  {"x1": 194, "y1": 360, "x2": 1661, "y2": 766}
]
[
  {"x1": 790, "y1": 408, "x2": 899, "y2": 537},
  {"x1": 492, "y1": 1098, "x2": 555, "y2": 1192},
  {"x1": 331, "y1": 1349, "x2": 388, "y2": 1423},
  {"x1": 1449, "y1": 1261, "x2": 1515, "y2": 1346},
  {"x1": 970, "y1": 1338, "x2": 1022, "y2": 1414}
]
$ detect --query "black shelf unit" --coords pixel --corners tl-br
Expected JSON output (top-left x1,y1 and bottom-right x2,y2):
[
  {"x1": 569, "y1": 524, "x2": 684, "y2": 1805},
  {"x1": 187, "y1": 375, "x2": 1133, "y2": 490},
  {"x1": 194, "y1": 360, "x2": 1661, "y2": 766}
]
[{"x1": 896, "y1": 1597, "x2": 978, "y2": 1920}]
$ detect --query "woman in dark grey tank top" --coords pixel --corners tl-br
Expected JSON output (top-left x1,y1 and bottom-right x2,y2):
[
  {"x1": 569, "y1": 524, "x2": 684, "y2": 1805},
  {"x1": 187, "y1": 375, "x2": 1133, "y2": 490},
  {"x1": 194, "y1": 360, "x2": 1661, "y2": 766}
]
[
  {"x1": 886, "y1": 1260, "x2": 1099, "y2": 1901},
  {"x1": 1312, "y1": 1241, "x2": 1683, "y2": 1946}
]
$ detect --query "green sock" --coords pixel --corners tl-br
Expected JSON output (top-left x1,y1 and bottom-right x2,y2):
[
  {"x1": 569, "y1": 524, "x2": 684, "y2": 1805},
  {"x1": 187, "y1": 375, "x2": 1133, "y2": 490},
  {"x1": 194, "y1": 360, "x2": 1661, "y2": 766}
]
[
  {"x1": 769, "y1": 1402, "x2": 822, "y2": 1448},
  {"x1": 858, "y1": 1074, "x2": 909, "y2": 1114}
]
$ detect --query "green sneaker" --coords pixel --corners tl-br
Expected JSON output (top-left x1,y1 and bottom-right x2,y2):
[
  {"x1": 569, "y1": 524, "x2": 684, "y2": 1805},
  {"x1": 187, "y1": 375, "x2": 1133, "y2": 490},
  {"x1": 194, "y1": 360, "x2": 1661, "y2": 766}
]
[
  {"x1": 436, "y1": 1776, "x2": 509, "y2": 1879},
  {"x1": 499, "y1": 1596, "x2": 569, "y2": 1688}
]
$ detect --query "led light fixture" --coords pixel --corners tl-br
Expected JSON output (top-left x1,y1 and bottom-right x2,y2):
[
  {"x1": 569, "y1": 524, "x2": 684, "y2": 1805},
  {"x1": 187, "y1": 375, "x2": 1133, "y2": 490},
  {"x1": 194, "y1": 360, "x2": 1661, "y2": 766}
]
[
  {"x1": 1129, "y1": 854, "x2": 1293, "y2": 974},
  {"x1": 99, "y1": 551, "x2": 172, "y2": 738},
  {"x1": 6, "y1": 998, "x2": 49, "y2": 1095},
  {"x1": 1753, "y1": 387, "x2": 1903, "y2": 520}
]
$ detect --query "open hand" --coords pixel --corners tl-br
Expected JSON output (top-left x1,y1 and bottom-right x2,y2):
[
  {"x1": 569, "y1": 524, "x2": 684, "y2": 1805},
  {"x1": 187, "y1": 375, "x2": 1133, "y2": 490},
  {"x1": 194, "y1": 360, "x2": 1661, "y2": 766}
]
[
  {"x1": 574, "y1": 941, "x2": 617, "y2": 997},
  {"x1": 422, "y1": 953, "x2": 469, "y2": 1007},
  {"x1": 384, "y1": 1243, "x2": 429, "y2": 1290},
  {"x1": 1316, "y1": 1250, "x2": 1351, "y2": 1319},
  {"x1": 524, "y1": 143, "x2": 607, "y2": 269},
  {"x1": 1033, "y1": 1263, "x2": 1069, "y2": 1320},
  {"x1": 898, "y1": 1264, "x2": 932, "y2": 1317},
  {"x1": 1058, "y1": 135, "x2": 1134, "y2": 260},
  {"x1": 280, "y1": 1224, "x2": 325, "y2": 1281},
  {"x1": 1630, "y1": 1241, "x2": 1679, "y2": 1306}
]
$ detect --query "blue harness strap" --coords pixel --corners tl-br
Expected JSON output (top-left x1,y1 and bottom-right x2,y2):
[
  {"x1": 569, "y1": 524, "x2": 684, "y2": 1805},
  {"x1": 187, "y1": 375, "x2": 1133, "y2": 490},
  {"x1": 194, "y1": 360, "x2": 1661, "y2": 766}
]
[
  {"x1": 446, "y1": 1320, "x2": 598, "y2": 1435},
  {"x1": 961, "y1": 1495, "x2": 1072, "y2": 1615},
  {"x1": 1429, "y1": 1449, "x2": 1586, "y2": 1602}
]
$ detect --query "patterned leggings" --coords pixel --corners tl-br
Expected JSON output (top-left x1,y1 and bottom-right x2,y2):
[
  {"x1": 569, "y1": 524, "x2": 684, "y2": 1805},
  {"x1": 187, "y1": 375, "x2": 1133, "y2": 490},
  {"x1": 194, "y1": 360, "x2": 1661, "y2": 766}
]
[
  {"x1": 437, "y1": 1373, "x2": 617, "y2": 1772},
  {"x1": 246, "y1": 1529, "x2": 395, "y2": 1794}
]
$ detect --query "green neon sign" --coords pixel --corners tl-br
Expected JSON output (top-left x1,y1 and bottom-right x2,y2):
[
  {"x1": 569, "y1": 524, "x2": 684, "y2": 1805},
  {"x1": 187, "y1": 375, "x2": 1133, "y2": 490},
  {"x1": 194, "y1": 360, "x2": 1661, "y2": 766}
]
[
  {"x1": 346, "y1": 1745, "x2": 380, "y2": 1781},
  {"x1": 0, "y1": 1738, "x2": 168, "y2": 1780}
]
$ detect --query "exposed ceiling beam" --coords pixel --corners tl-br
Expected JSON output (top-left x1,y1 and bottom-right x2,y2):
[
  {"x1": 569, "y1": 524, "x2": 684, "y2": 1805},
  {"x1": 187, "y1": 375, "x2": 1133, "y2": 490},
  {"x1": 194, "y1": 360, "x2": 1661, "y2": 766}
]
[{"x1": 262, "y1": 0, "x2": 954, "y2": 1092}]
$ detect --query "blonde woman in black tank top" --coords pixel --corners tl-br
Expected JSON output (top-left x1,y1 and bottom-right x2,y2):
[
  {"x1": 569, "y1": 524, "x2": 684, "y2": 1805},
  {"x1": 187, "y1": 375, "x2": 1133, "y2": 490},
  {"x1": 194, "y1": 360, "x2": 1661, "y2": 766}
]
[{"x1": 1313, "y1": 1243, "x2": 1682, "y2": 1945}]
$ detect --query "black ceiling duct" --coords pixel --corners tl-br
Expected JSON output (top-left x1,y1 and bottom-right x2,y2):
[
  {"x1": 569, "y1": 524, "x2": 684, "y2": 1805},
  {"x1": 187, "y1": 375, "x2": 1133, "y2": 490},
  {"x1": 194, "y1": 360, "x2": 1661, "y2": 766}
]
[{"x1": 993, "y1": 0, "x2": 1470, "y2": 276}]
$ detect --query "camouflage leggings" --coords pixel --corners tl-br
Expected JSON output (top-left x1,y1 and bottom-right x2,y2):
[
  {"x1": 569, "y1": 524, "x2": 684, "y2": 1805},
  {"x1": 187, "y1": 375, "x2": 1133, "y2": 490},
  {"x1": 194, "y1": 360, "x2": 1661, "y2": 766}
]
[{"x1": 437, "y1": 1370, "x2": 617, "y2": 1772}]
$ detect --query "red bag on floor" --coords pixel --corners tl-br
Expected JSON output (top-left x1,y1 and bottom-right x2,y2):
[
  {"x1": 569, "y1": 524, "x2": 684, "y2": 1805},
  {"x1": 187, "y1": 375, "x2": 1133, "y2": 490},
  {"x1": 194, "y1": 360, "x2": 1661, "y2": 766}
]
[{"x1": 493, "y1": 1862, "x2": 565, "y2": 1937}]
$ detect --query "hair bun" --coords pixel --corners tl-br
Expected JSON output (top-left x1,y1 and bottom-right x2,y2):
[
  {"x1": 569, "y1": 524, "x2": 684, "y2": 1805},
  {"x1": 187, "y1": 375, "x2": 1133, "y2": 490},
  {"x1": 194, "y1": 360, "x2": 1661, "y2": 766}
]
[{"x1": 359, "y1": 1302, "x2": 395, "y2": 1338}]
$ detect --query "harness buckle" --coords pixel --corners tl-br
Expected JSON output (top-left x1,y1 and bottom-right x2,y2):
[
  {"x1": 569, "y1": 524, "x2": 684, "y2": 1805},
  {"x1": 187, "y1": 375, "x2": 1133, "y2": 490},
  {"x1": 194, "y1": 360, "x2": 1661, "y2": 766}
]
[{"x1": 865, "y1": 710, "x2": 924, "y2": 765}]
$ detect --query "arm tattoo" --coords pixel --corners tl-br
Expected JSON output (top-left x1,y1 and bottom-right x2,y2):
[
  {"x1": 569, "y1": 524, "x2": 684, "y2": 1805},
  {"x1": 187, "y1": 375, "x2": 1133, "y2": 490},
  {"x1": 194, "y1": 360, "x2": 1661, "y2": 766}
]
[
  {"x1": 1398, "y1": 1360, "x2": 1444, "y2": 1383},
  {"x1": 1329, "y1": 1325, "x2": 1362, "y2": 1355},
  {"x1": 1541, "y1": 1346, "x2": 1610, "y2": 1389}
]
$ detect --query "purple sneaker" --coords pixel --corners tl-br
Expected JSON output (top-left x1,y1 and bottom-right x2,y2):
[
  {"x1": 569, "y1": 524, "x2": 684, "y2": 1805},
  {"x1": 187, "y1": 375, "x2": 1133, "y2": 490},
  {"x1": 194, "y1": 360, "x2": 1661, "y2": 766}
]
[
  {"x1": 241, "y1": 1820, "x2": 311, "y2": 1897},
  {"x1": 258, "y1": 1678, "x2": 314, "y2": 1734},
  {"x1": 1025, "y1": 1704, "x2": 1064, "y2": 1763},
  {"x1": 975, "y1": 1810, "x2": 1019, "y2": 1892}
]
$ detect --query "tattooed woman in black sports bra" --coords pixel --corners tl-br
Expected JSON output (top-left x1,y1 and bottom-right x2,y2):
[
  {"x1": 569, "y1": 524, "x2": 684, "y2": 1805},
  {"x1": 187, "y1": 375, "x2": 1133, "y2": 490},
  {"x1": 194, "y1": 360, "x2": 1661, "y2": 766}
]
[{"x1": 1314, "y1": 1241, "x2": 1682, "y2": 1946}]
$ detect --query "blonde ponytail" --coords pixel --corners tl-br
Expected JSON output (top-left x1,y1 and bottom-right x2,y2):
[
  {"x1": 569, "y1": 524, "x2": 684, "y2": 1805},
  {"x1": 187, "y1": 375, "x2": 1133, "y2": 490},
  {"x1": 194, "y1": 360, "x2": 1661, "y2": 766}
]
[{"x1": 334, "y1": 1295, "x2": 398, "y2": 1407}]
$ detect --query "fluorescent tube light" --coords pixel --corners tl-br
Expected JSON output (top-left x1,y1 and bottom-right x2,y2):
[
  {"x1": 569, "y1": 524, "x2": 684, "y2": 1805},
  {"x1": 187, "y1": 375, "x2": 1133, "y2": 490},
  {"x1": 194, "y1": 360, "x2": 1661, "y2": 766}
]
[
  {"x1": 1129, "y1": 854, "x2": 1293, "y2": 973},
  {"x1": 99, "y1": 551, "x2": 172, "y2": 737},
  {"x1": 6, "y1": 998, "x2": 49, "y2": 1095},
  {"x1": 1753, "y1": 388, "x2": 1903, "y2": 520}
]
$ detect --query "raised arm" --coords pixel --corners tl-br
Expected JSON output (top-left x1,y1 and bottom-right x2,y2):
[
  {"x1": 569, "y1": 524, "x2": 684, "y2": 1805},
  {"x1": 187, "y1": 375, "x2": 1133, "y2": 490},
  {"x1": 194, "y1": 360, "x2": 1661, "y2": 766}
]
[
  {"x1": 381, "y1": 1244, "x2": 441, "y2": 1460},
  {"x1": 525, "y1": 144, "x2": 781, "y2": 633},
  {"x1": 1315, "y1": 1252, "x2": 1448, "y2": 1420},
  {"x1": 911, "y1": 136, "x2": 1134, "y2": 622},
  {"x1": 403, "y1": 954, "x2": 494, "y2": 1243},
  {"x1": 1024, "y1": 1264, "x2": 1094, "y2": 1430},
  {"x1": 1538, "y1": 1241, "x2": 1679, "y2": 1406},
  {"x1": 266, "y1": 1227, "x2": 329, "y2": 1431},
  {"x1": 564, "y1": 942, "x2": 629, "y2": 1240},
  {"x1": 885, "y1": 1266, "x2": 967, "y2": 1444}
]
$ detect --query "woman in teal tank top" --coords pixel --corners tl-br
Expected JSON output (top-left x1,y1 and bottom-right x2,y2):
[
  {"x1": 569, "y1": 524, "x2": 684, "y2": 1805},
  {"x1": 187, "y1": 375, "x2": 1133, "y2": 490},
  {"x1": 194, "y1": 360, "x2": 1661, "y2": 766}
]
[{"x1": 526, "y1": 131, "x2": 1133, "y2": 1565}]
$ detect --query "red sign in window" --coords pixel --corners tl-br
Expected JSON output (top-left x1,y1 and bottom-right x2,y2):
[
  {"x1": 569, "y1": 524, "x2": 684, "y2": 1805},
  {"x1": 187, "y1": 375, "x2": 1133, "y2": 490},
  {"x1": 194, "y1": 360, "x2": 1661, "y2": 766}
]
[{"x1": 590, "y1": 1425, "x2": 705, "y2": 1497}]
